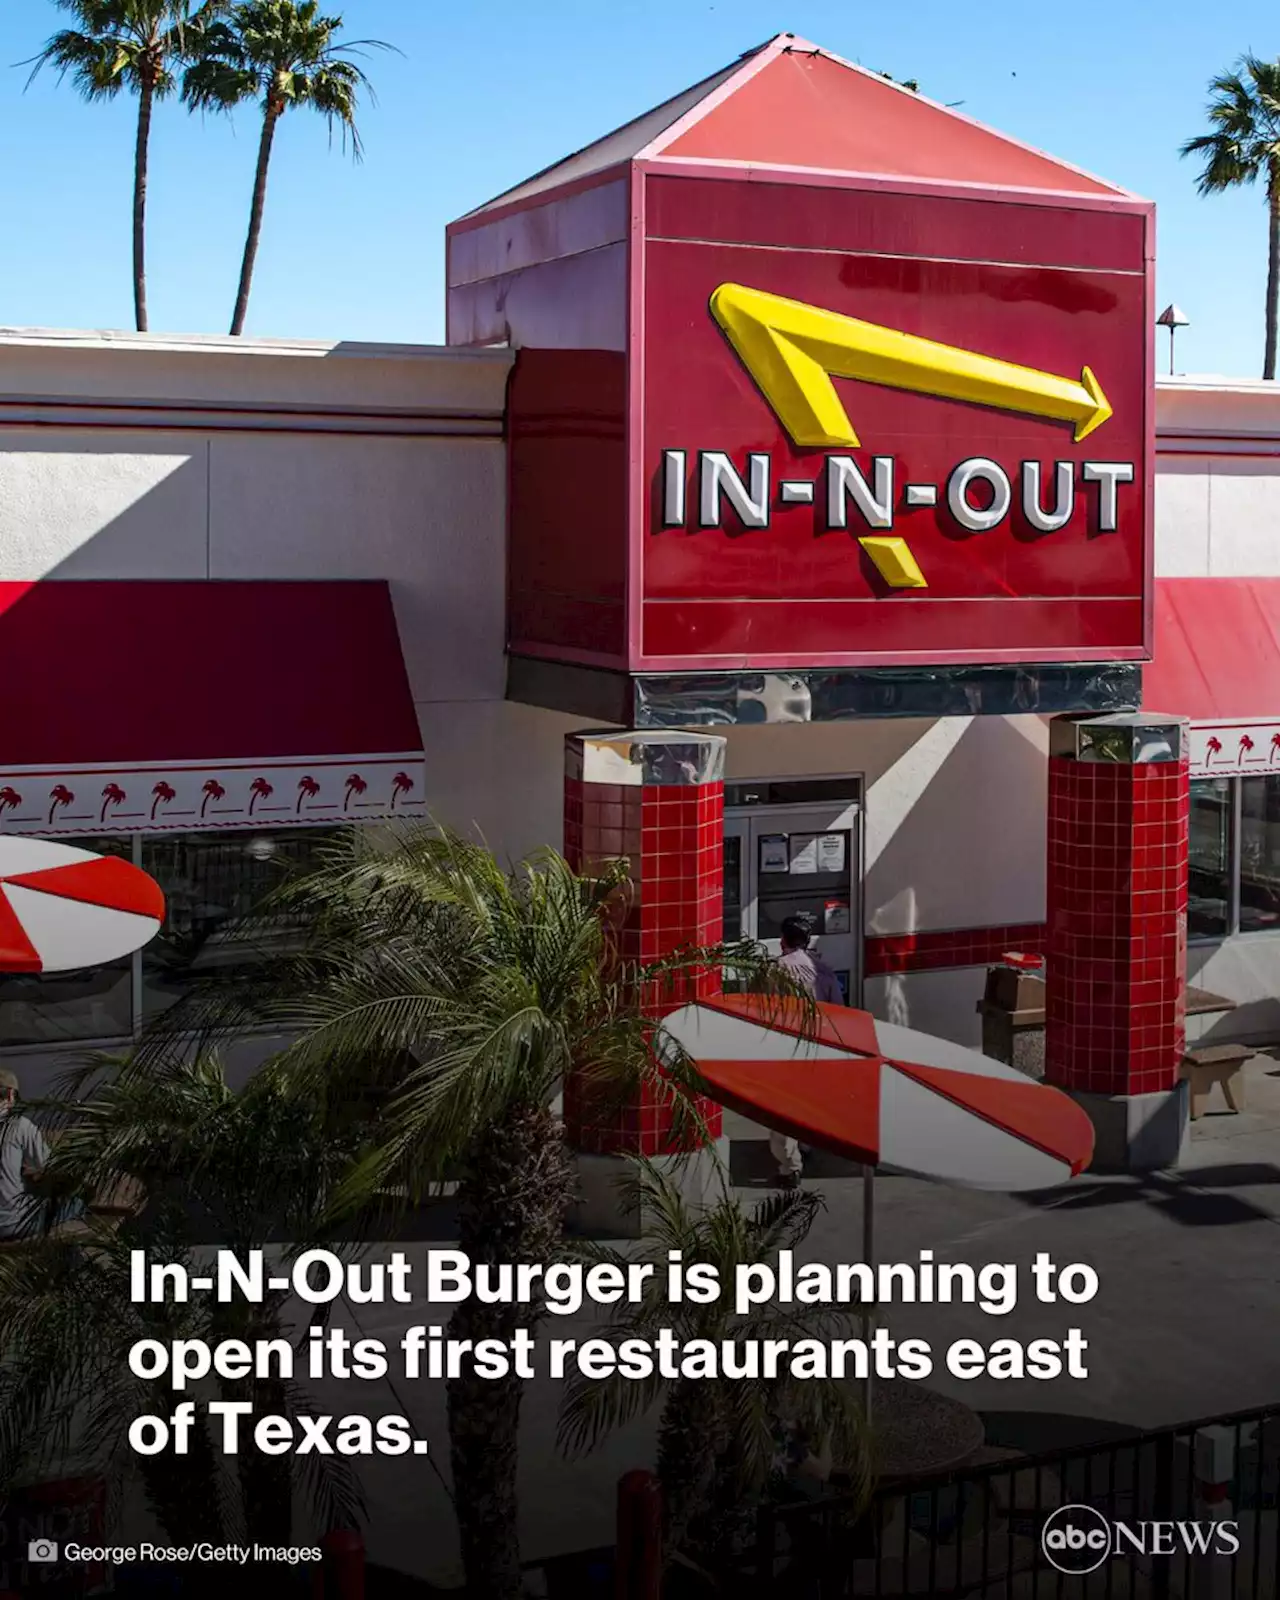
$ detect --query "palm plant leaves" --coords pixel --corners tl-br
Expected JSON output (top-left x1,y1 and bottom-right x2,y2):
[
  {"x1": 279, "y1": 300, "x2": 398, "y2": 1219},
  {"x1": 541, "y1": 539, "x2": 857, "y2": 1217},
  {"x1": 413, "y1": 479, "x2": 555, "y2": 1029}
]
[
  {"x1": 557, "y1": 1159, "x2": 870, "y2": 1564},
  {"x1": 0, "y1": 1050, "x2": 367, "y2": 1542},
  {"x1": 140, "y1": 824, "x2": 774, "y2": 1217},
  {"x1": 119, "y1": 825, "x2": 786, "y2": 1594},
  {"x1": 43, "y1": 1044, "x2": 367, "y2": 1247},
  {"x1": 179, "y1": 0, "x2": 394, "y2": 332},
  {"x1": 1183, "y1": 55, "x2": 1280, "y2": 378},
  {"x1": 1182, "y1": 59, "x2": 1280, "y2": 192},
  {"x1": 26, "y1": 1, "x2": 216, "y2": 100}
]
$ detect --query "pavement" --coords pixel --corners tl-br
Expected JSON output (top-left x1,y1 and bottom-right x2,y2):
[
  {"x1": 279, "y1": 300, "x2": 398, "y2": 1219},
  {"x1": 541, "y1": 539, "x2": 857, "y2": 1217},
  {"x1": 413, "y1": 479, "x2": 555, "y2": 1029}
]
[{"x1": 289, "y1": 1051, "x2": 1280, "y2": 1587}]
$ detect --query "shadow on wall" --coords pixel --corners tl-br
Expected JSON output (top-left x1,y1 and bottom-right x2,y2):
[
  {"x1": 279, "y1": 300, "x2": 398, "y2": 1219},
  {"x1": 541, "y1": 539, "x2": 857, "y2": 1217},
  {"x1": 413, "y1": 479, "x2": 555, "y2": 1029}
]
[
  {"x1": 1187, "y1": 939, "x2": 1280, "y2": 1043},
  {"x1": 866, "y1": 714, "x2": 1047, "y2": 936},
  {"x1": 722, "y1": 716, "x2": 945, "y2": 786},
  {"x1": 0, "y1": 418, "x2": 509, "y2": 706},
  {"x1": 0, "y1": 437, "x2": 208, "y2": 581}
]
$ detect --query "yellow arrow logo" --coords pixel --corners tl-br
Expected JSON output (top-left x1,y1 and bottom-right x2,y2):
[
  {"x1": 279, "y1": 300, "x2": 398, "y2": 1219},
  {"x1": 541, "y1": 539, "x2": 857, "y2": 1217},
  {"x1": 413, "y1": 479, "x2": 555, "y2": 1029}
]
[{"x1": 710, "y1": 283, "x2": 1112, "y2": 449}]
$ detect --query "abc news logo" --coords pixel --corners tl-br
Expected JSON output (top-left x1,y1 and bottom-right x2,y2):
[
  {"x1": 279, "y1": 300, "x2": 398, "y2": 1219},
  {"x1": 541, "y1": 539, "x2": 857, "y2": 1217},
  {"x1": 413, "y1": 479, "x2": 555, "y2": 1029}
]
[{"x1": 1042, "y1": 1506, "x2": 1241, "y2": 1575}]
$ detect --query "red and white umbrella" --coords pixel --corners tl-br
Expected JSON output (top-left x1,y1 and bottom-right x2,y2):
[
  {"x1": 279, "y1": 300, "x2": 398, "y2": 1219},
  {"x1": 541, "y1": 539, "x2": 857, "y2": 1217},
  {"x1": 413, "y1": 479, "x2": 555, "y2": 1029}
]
[
  {"x1": 662, "y1": 992, "x2": 1093, "y2": 1422},
  {"x1": 0, "y1": 838, "x2": 165, "y2": 973},
  {"x1": 662, "y1": 992, "x2": 1093, "y2": 1190}
]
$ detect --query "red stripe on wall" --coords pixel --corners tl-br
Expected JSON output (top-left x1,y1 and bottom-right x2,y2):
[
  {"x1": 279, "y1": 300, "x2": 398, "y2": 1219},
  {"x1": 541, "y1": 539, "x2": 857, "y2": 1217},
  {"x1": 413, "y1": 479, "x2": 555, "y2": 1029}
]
[{"x1": 864, "y1": 923, "x2": 1046, "y2": 975}]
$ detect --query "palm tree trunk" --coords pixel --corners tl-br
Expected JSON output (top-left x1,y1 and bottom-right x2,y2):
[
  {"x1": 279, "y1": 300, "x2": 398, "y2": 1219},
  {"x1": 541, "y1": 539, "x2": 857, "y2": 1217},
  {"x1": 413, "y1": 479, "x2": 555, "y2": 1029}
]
[
  {"x1": 446, "y1": 1104, "x2": 575, "y2": 1600},
  {"x1": 138, "y1": 1394, "x2": 226, "y2": 1574},
  {"x1": 133, "y1": 81, "x2": 153, "y2": 333},
  {"x1": 230, "y1": 106, "x2": 281, "y2": 337},
  {"x1": 1267, "y1": 174, "x2": 1280, "y2": 381},
  {"x1": 656, "y1": 1383, "x2": 722, "y2": 1561}
]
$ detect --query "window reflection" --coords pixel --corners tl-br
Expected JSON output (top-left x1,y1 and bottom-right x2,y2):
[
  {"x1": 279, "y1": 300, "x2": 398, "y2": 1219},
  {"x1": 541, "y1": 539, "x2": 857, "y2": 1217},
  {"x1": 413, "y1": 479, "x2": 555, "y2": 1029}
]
[
  {"x1": 0, "y1": 827, "x2": 351, "y2": 1045},
  {"x1": 1188, "y1": 780, "x2": 1231, "y2": 939},
  {"x1": 722, "y1": 835, "x2": 742, "y2": 942},
  {"x1": 141, "y1": 828, "x2": 344, "y2": 1021},
  {"x1": 1239, "y1": 776, "x2": 1280, "y2": 933},
  {"x1": 0, "y1": 836, "x2": 134, "y2": 1045}
]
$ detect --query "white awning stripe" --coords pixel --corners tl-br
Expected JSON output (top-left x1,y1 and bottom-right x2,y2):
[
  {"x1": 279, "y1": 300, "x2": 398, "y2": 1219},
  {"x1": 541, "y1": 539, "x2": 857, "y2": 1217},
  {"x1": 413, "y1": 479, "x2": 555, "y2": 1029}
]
[{"x1": 0, "y1": 753, "x2": 427, "y2": 836}]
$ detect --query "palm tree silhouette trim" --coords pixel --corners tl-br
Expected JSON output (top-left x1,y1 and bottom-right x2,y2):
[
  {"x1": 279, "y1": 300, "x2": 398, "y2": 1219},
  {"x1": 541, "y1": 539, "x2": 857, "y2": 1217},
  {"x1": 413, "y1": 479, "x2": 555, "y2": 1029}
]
[
  {"x1": 296, "y1": 775, "x2": 320, "y2": 813},
  {"x1": 389, "y1": 771, "x2": 412, "y2": 809},
  {"x1": 27, "y1": 1, "x2": 221, "y2": 332},
  {"x1": 0, "y1": 787, "x2": 22, "y2": 816},
  {"x1": 343, "y1": 773, "x2": 367, "y2": 811},
  {"x1": 200, "y1": 778, "x2": 226, "y2": 818},
  {"x1": 48, "y1": 785, "x2": 75, "y2": 824},
  {"x1": 248, "y1": 777, "x2": 274, "y2": 815},
  {"x1": 151, "y1": 781, "x2": 177, "y2": 819},
  {"x1": 100, "y1": 782, "x2": 127, "y2": 823},
  {"x1": 1183, "y1": 57, "x2": 1280, "y2": 379},
  {"x1": 182, "y1": 1, "x2": 393, "y2": 335}
]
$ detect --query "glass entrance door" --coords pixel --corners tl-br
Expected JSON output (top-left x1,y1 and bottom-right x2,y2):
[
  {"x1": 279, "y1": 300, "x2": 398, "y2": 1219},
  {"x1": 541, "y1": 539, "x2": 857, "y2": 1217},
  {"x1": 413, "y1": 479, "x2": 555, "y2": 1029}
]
[{"x1": 723, "y1": 794, "x2": 862, "y2": 1004}]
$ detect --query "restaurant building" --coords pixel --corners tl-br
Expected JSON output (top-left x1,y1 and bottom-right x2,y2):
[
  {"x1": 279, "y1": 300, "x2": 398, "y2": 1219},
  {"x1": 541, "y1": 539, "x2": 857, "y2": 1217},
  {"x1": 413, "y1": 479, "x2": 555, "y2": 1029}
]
[{"x1": 1, "y1": 34, "x2": 1277, "y2": 1171}]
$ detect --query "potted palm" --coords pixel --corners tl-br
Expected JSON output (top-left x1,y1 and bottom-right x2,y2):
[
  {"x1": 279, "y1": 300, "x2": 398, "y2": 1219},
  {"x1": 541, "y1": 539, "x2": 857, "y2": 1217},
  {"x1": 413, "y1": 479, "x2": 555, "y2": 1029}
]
[{"x1": 558, "y1": 1160, "x2": 870, "y2": 1585}]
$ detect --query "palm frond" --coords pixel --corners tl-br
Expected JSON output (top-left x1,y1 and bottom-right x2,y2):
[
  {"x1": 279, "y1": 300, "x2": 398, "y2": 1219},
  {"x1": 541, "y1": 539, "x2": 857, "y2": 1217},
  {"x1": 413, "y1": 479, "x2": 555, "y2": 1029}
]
[
  {"x1": 24, "y1": 2, "x2": 222, "y2": 94},
  {"x1": 554, "y1": 1155, "x2": 871, "y2": 1548},
  {"x1": 179, "y1": 0, "x2": 394, "y2": 154},
  {"x1": 1183, "y1": 57, "x2": 1280, "y2": 195}
]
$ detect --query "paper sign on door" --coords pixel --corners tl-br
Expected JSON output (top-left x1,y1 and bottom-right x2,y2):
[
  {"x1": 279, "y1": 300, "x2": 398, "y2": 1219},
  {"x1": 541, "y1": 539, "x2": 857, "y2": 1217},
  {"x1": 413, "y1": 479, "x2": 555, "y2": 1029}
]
[
  {"x1": 818, "y1": 833, "x2": 846, "y2": 873},
  {"x1": 759, "y1": 834, "x2": 789, "y2": 873},
  {"x1": 788, "y1": 834, "x2": 818, "y2": 874},
  {"x1": 824, "y1": 899, "x2": 851, "y2": 934}
]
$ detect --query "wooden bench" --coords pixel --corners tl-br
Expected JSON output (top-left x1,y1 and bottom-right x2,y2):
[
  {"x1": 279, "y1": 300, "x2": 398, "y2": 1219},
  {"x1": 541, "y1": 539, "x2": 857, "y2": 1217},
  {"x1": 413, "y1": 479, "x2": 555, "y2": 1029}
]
[{"x1": 1181, "y1": 1044, "x2": 1252, "y2": 1119}]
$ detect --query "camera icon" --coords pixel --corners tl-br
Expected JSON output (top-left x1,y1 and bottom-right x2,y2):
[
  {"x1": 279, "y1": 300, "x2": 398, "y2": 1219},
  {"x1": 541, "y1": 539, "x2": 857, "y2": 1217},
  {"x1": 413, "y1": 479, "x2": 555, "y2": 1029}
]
[{"x1": 28, "y1": 1539, "x2": 58, "y2": 1563}]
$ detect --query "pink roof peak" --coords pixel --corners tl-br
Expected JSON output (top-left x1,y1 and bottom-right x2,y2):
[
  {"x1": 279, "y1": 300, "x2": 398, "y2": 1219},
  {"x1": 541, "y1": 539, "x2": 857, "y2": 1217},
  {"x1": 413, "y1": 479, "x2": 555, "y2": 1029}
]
[{"x1": 460, "y1": 32, "x2": 1133, "y2": 221}]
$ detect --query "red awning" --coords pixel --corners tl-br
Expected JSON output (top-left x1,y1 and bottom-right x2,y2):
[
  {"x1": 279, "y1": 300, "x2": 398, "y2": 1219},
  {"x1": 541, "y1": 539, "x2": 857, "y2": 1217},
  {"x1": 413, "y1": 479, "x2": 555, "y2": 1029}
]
[
  {"x1": 0, "y1": 581, "x2": 425, "y2": 835},
  {"x1": 1144, "y1": 578, "x2": 1280, "y2": 776}
]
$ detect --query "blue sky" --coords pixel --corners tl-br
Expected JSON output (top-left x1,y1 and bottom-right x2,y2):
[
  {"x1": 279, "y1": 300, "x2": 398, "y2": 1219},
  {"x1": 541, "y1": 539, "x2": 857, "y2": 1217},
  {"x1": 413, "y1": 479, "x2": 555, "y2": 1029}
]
[{"x1": 0, "y1": 0, "x2": 1276, "y2": 375}]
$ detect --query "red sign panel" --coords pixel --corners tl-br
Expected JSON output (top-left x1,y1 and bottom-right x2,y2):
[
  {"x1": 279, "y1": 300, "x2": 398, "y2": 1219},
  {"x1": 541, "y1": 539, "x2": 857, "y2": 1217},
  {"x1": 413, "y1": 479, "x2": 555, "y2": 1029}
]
[{"x1": 638, "y1": 174, "x2": 1152, "y2": 670}]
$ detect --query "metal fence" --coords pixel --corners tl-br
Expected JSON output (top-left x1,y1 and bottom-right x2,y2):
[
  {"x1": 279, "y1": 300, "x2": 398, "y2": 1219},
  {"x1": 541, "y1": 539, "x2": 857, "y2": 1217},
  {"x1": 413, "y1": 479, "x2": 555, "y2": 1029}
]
[{"x1": 747, "y1": 1402, "x2": 1280, "y2": 1598}]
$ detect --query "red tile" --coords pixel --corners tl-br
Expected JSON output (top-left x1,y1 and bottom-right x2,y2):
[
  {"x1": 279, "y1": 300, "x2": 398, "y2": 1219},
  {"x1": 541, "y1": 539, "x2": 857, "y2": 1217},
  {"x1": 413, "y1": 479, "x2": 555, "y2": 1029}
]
[{"x1": 1046, "y1": 750, "x2": 1187, "y2": 1097}]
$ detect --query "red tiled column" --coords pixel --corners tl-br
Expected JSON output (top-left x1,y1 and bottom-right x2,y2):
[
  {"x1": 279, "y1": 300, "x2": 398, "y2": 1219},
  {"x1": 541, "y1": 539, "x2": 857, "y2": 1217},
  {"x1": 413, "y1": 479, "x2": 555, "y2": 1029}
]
[
  {"x1": 563, "y1": 729, "x2": 725, "y2": 1158},
  {"x1": 1045, "y1": 713, "x2": 1190, "y2": 1169}
]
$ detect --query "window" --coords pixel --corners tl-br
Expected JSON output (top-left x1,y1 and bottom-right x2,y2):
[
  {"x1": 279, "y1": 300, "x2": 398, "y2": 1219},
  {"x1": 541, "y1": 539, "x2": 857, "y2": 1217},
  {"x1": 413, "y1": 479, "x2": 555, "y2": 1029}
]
[
  {"x1": 140, "y1": 828, "x2": 344, "y2": 1021},
  {"x1": 1189, "y1": 775, "x2": 1280, "y2": 940},
  {"x1": 1189, "y1": 780, "x2": 1231, "y2": 939},
  {"x1": 0, "y1": 827, "x2": 350, "y2": 1046},
  {"x1": 1239, "y1": 778, "x2": 1280, "y2": 933}
]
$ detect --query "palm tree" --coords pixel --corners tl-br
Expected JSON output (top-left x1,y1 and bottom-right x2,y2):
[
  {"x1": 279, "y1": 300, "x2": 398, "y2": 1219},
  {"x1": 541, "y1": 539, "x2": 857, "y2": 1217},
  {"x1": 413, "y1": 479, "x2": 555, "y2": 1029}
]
[
  {"x1": 157, "y1": 826, "x2": 766, "y2": 1598},
  {"x1": 0, "y1": 1049, "x2": 365, "y2": 1569},
  {"x1": 558, "y1": 1162, "x2": 868, "y2": 1577},
  {"x1": 181, "y1": 1, "x2": 391, "y2": 335},
  {"x1": 1183, "y1": 57, "x2": 1280, "y2": 379},
  {"x1": 26, "y1": 1, "x2": 221, "y2": 332}
]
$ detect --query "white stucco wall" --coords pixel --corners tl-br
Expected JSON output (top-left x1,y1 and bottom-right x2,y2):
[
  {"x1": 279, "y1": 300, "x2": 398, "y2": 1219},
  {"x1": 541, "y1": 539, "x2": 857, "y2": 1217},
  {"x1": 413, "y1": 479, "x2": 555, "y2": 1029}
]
[
  {"x1": 720, "y1": 714, "x2": 1047, "y2": 930},
  {"x1": 0, "y1": 328, "x2": 514, "y2": 752},
  {"x1": 1155, "y1": 377, "x2": 1280, "y2": 576}
]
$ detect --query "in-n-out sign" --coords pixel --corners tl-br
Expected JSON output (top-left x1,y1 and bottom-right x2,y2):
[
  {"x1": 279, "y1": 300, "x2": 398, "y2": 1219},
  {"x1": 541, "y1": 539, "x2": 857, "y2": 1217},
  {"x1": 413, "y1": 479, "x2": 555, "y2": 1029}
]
[
  {"x1": 661, "y1": 283, "x2": 1136, "y2": 589},
  {"x1": 662, "y1": 451, "x2": 1134, "y2": 532}
]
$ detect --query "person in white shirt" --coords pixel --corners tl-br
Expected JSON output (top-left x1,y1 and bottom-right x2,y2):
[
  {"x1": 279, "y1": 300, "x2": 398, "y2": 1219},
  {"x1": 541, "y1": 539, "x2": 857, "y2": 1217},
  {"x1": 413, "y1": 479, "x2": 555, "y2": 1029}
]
[
  {"x1": 770, "y1": 917, "x2": 843, "y2": 1189},
  {"x1": 0, "y1": 1067, "x2": 59, "y2": 1238}
]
